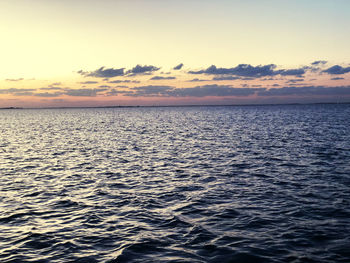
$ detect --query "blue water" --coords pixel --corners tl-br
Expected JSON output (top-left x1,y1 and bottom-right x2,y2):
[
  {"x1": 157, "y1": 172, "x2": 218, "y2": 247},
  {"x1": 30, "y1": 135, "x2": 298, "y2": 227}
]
[{"x1": 0, "y1": 104, "x2": 349, "y2": 263}]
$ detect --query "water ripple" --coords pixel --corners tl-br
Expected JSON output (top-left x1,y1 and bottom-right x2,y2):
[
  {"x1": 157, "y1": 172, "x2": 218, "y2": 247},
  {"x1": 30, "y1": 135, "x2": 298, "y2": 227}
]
[{"x1": 0, "y1": 104, "x2": 349, "y2": 262}]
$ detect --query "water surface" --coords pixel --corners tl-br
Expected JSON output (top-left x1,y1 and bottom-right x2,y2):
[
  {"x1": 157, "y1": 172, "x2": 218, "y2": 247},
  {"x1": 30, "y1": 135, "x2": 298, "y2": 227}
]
[{"x1": 0, "y1": 104, "x2": 349, "y2": 262}]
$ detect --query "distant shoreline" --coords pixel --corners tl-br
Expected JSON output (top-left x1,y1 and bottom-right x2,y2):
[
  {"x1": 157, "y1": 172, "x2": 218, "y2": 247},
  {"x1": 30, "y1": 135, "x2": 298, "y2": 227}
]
[{"x1": 1, "y1": 102, "x2": 349, "y2": 110}]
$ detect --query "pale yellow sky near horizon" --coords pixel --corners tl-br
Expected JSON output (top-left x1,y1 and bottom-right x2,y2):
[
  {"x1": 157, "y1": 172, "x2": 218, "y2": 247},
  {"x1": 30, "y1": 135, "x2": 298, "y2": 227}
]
[{"x1": 1, "y1": 0, "x2": 350, "y2": 106}]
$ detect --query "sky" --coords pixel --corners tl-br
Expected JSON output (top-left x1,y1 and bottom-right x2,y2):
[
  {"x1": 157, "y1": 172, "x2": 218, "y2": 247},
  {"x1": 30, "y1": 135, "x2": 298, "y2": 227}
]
[{"x1": 1, "y1": 0, "x2": 350, "y2": 107}]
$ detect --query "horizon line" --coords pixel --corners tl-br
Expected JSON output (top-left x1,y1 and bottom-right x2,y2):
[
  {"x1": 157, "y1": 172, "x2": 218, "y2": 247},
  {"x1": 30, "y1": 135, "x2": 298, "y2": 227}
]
[{"x1": 1, "y1": 101, "x2": 349, "y2": 110}]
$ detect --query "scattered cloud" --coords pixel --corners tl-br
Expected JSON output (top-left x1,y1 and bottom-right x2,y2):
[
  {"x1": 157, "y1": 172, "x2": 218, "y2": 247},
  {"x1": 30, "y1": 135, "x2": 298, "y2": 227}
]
[
  {"x1": 11, "y1": 92, "x2": 34, "y2": 96},
  {"x1": 0, "y1": 88, "x2": 36, "y2": 94},
  {"x1": 78, "y1": 65, "x2": 160, "y2": 78},
  {"x1": 311, "y1": 60, "x2": 327, "y2": 65},
  {"x1": 187, "y1": 78, "x2": 211, "y2": 82},
  {"x1": 188, "y1": 64, "x2": 305, "y2": 77},
  {"x1": 39, "y1": 82, "x2": 64, "y2": 90},
  {"x1": 169, "y1": 85, "x2": 264, "y2": 97},
  {"x1": 78, "y1": 67, "x2": 125, "y2": 78},
  {"x1": 150, "y1": 76, "x2": 176, "y2": 80},
  {"x1": 126, "y1": 65, "x2": 160, "y2": 75},
  {"x1": 118, "y1": 90, "x2": 134, "y2": 94},
  {"x1": 105, "y1": 89, "x2": 133, "y2": 96},
  {"x1": 261, "y1": 77, "x2": 276, "y2": 81},
  {"x1": 125, "y1": 84, "x2": 264, "y2": 97},
  {"x1": 258, "y1": 86, "x2": 350, "y2": 96},
  {"x1": 188, "y1": 64, "x2": 274, "y2": 76},
  {"x1": 34, "y1": 92, "x2": 63, "y2": 97},
  {"x1": 40, "y1": 86, "x2": 63, "y2": 90},
  {"x1": 286, "y1": 78, "x2": 304, "y2": 83},
  {"x1": 212, "y1": 76, "x2": 240, "y2": 81},
  {"x1": 124, "y1": 84, "x2": 350, "y2": 98},
  {"x1": 105, "y1": 89, "x2": 119, "y2": 96},
  {"x1": 188, "y1": 64, "x2": 273, "y2": 76},
  {"x1": 3, "y1": 60, "x2": 349, "y2": 103},
  {"x1": 322, "y1": 65, "x2": 350, "y2": 75},
  {"x1": 79, "y1": 81, "x2": 99, "y2": 84},
  {"x1": 64, "y1": 88, "x2": 108, "y2": 97},
  {"x1": 5, "y1": 78, "x2": 24, "y2": 82},
  {"x1": 108, "y1": 80, "x2": 140, "y2": 84},
  {"x1": 173, "y1": 63, "x2": 184, "y2": 70},
  {"x1": 277, "y1": 68, "x2": 305, "y2": 76},
  {"x1": 128, "y1": 85, "x2": 174, "y2": 97}
]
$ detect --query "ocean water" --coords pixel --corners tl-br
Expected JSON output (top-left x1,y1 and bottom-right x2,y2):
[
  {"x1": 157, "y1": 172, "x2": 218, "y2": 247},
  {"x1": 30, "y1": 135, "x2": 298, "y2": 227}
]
[{"x1": 0, "y1": 104, "x2": 349, "y2": 263}]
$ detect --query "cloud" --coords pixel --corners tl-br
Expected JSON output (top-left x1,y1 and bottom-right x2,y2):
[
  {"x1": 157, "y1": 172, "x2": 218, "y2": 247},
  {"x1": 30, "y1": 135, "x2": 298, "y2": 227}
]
[
  {"x1": 286, "y1": 78, "x2": 304, "y2": 83},
  {"x1": 5, "y1": 78, "x2": 24, "y2": 82},
  {"x1": 188, "y1": 64, "x2": 306, "y2": 77},
  {"x1": 258, "y1": 86, "x2": 350, "y2": 96},
  {"x1": 277, "y1": 68, "x2": 305, "y2": 76},
  {"x1": 40, "y1": 86, "x2": 63, "y2": 90},
  {"x1": 99, "y1": 85, "x2": 111, "y2": 88},
  {"x1": 173, "y1": 63, "x2": 184, "y2": 70},
  {"x1": 64, "y1": 88, "x2": 107, "y2": 97},
  {"x1": 78, "y1": 67, "x2": 125, "y2": 78},
  {"x1": 108, "y1": 80, "x2": 140, "y2": 84},
  {"x1": 123, "y1": 84, "x2": 350, "y2": 98},
  {"x1": 78, "y1": 65, "x2": 160, "y2": 78},
  {"x1": 331, "y1": 77, "x2": 345, "y2": 80},
  {"x1": 11, "y1": 92, "x2": 34, "y2": 96},
  {"x1": 169, "y1": 85, "x2": 264, "y2": 97},
  {"x1": 105, "y1": 89, "x2": 119, "y2": 96},
  {"x1": 212, "y1": 76, "x2": 240, "y2": 81},
  {"x1": 150, "y1": 76, "x2": 176, "y2": 80},
  {"x1": 126, "y1": 65, "x2": 160, "y2": 75},
  {"x1": 118, "y1": 90, "x2": 134, "y2": 94},
  {"x1": 40, "y1": 82, "x2": 64, "y2": 90},
  {"x1": 0, "y1": 88, "x2": 36, "y2": 94},
  {"x1": 105, "y1": 89, "x2": 134, "y2": 96},
  {"x1": 34, "y1": 92, "x2": 63, "y2": 97},
  {"x1": 128, "y1": 85, "x2": 174, "y2": 96},
  {"x1": 322, "y1": 65, "x2": 350, "y2": 75},
  {"x1": 187, "y1": 78, "x2": 211, "y2": 82},
  {"x1": 261, "y1": 77, "x2": 276, "y2": 81},
  {"x1": 311, "y1": 60, "x2": 327, "y2": 65},
  {"x1": 188, "y1": 64, "x2": 276, "y2": 77},
  {"x1": 79, "y1": 81, "x2": 99, "y2": 84},
  {"x1": 125, "y1": 84, "x2": 264, "y2": 97}
]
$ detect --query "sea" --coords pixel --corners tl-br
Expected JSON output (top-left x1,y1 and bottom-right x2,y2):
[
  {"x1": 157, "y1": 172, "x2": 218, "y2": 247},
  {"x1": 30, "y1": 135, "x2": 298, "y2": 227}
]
[{"x1": 0, "y1": 104, "x2": 349, "y2": 263}]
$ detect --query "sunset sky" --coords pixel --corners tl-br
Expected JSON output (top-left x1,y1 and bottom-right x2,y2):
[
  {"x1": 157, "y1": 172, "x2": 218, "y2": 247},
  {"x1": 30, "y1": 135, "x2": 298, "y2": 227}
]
[{"x1": 1, "y1": 0, "x2": 350, "y2": 107}]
